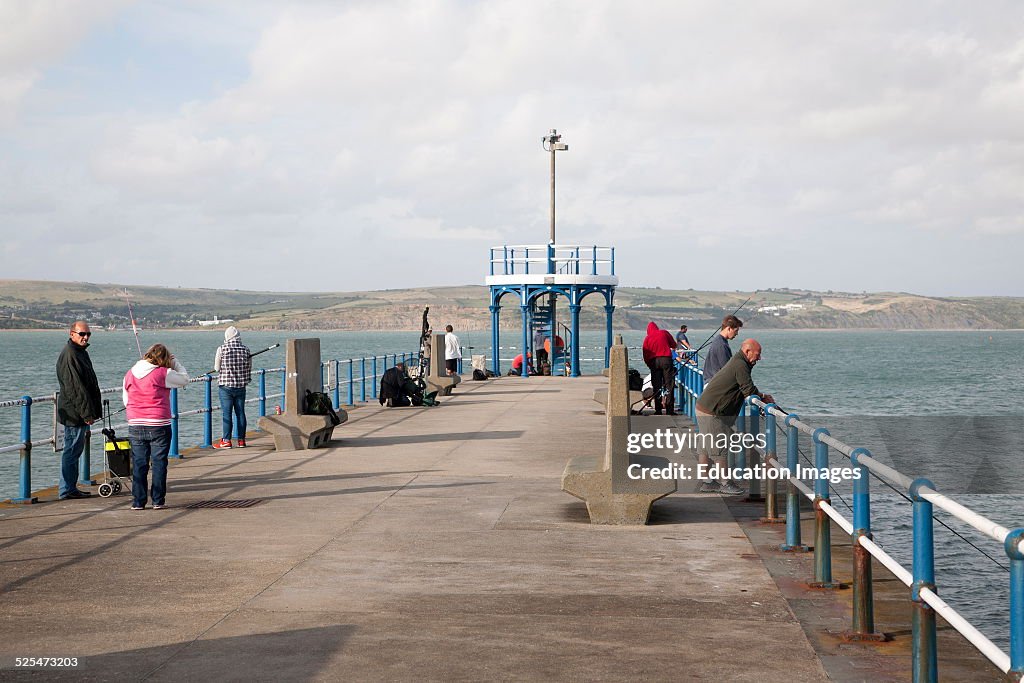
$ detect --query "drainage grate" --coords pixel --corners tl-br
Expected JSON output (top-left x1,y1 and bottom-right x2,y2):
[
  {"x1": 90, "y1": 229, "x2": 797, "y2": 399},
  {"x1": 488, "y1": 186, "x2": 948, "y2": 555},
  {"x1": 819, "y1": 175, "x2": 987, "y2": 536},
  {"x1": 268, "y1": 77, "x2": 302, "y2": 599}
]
[{"x1": 184, "y1": 499, "x2": 264, "y2": 509}]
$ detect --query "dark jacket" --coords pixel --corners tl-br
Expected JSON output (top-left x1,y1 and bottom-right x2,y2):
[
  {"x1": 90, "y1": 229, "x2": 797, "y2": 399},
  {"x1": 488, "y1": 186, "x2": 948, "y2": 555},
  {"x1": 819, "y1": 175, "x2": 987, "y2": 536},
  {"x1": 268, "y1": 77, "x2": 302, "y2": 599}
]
[
  {"x1": 56, "y1": 340, "x2": 102, "y2": 425},
  {"x1": 379, "y1": 366, "x2": 410, "y2": 405},
  {"x1": 701, "y1": 333, "x2": 732, "y2": 384},
  {"x1": 695, "y1": 351, "x2": 760, "y2": 417}
]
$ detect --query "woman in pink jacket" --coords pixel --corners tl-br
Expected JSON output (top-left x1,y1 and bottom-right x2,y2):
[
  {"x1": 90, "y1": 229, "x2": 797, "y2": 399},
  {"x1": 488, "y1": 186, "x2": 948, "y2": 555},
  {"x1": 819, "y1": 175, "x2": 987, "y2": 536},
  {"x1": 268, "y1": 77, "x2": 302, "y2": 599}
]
[{"x1": 122, "y1": 344, "x2": 189, "y2": 510}]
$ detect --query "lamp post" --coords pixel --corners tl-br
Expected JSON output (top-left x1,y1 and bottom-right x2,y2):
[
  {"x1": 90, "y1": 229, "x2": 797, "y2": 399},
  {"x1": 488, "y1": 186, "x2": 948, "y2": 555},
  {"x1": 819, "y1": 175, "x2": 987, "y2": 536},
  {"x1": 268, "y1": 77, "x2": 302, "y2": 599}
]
[
  {"x1": 541, "y1": 129, "x2": 569, "y2": 375},
  {"x1": 542, "y1": 129, "x2": 568, "y2": 245}
]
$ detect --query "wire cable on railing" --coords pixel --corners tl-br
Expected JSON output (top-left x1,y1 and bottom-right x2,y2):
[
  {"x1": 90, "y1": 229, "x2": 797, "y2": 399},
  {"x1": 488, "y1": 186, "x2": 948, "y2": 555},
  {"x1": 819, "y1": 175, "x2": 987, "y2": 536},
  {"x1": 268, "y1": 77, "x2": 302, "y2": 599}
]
[{"x1": 762, "y1": 400, "x2": 1012, "y2": 574}]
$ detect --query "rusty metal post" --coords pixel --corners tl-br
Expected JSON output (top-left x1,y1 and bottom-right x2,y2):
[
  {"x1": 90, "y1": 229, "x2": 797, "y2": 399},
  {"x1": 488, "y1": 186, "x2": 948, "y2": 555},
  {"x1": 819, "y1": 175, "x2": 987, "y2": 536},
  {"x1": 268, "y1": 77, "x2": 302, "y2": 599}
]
[
  {"x1": 843, "y1": 448, "x2": 888, "y2": 641},
  {"x1": 780, "y1": 414, "x2": 810, "y2": 552},
  {"x1": 745, "y1": 398, "x2": 763, "y2": 502},
  {"x1": 760, "y1": 404, "x2": 783, "y2": 524},
  {"x1": 809, "y1": 428, "x2": 847, "y2": 589}
]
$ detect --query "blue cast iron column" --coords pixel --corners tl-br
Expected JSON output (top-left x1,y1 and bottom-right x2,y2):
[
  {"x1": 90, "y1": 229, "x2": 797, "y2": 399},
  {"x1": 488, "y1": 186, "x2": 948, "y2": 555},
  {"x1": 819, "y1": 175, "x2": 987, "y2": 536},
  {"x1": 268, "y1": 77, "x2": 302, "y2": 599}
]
[
  {"x1": 520, "y1": 302, "x2": 531, "y2": 377},
  {"x1": 910, "y1": 478, "x2": 938, "y2": 683},
  {"x1": 1005, "y1": 528, "x2": 1024, "y2": 679},
  {"x1": 16, "y1": 397, "x2": 36, "y2": 503},
  {"x1": 569, "y1": 303, "x2": 581, "y2": 377},
  {"x1": 490, "y1": 304, "x2": 501, "y2": 376},
  {"x1": 603, "y1": 303, "x2": 614, "y2": 368}
]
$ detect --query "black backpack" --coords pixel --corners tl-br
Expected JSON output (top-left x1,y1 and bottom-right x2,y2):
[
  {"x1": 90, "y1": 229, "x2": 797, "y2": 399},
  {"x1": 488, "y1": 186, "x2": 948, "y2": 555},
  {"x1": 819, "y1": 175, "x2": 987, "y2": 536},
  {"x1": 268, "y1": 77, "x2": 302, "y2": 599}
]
[
  {"x1": 304, "y1": 390, "x2": 342, "y2": 425},
  {"x1": 472, "y1": 369, "x2": 487, "y2": 381}
]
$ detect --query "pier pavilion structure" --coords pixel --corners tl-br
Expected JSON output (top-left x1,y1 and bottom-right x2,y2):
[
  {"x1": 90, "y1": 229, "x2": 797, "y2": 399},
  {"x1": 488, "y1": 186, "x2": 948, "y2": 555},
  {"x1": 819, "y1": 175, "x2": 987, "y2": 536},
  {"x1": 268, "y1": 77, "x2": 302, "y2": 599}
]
[{"x1": 486, "y1": 244, "x2": 617, "y2": 377}]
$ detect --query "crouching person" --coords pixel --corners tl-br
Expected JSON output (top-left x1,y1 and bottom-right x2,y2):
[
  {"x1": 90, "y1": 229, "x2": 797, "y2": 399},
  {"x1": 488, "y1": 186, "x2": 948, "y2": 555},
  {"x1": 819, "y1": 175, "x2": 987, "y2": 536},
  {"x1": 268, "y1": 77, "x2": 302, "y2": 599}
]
[
  {"x1": 123, "y1": 344, "x2": 189, "y2": 510},
  {"x1": 380, "y1": 361, "x2": 412, "y2": 407}
]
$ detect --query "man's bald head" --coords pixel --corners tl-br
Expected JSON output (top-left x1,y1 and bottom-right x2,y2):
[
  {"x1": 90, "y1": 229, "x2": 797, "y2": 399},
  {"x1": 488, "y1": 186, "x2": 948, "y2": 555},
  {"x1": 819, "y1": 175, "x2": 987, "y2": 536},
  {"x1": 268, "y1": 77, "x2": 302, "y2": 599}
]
[{"x1": 740, "y1": 339, "x2": 762, "y2": 365}]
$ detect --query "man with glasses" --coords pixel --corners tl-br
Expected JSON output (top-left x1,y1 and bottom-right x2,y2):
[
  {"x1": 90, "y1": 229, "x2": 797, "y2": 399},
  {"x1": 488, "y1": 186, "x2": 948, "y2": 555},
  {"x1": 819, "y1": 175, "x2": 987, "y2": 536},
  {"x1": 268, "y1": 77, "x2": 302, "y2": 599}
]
[{"x1": 56, "y1": 321, "x2": 102, "y2": 499}]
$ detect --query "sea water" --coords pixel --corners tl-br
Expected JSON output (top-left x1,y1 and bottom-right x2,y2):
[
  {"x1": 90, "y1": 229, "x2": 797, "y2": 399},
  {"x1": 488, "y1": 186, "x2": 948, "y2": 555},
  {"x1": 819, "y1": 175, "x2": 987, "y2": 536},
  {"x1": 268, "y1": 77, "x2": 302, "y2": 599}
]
[{"x1": 0, "y1": 328, "x2": 1022, "y2": 651}]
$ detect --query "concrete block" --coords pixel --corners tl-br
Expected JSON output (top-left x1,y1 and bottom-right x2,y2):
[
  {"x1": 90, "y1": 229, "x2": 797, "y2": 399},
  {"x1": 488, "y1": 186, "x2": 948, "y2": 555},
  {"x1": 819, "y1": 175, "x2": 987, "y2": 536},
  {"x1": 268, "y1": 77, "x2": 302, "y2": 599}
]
[
  {"x1": 561, "y1": 342, "x2": 675, "y2": 525},
  {"x1": 425, "y1": 333, "x2": 460, "y2": 396},
  {"x1": 258, "y1": 338, "x2": 347, "y2": 451}
]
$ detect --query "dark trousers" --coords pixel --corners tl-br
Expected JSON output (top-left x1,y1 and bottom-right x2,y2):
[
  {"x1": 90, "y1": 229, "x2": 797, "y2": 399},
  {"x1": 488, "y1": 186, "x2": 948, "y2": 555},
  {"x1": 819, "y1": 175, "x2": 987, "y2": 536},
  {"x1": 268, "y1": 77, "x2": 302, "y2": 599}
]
[
  {"x1": 647, "y1": 356, "x2": 675, "y2": 414},
  {"x1": 128, "y1": 425, "x2": 172, "y2": 507}
]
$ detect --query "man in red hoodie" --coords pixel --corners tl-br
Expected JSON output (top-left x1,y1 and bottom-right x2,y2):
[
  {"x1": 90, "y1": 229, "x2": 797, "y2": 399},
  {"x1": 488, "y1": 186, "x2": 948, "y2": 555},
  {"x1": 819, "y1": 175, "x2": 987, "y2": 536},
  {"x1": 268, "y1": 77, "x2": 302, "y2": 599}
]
[{"x1": 642, "y1": 322, "x2": 677, "y2": 415}]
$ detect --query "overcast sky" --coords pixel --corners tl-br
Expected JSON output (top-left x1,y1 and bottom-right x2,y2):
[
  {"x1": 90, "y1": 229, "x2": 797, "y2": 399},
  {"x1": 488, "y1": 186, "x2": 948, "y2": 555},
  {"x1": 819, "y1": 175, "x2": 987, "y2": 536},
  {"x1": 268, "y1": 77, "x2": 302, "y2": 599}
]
[{"x1": 2, "y1": 1, "x2": 1022, "y2": 296}]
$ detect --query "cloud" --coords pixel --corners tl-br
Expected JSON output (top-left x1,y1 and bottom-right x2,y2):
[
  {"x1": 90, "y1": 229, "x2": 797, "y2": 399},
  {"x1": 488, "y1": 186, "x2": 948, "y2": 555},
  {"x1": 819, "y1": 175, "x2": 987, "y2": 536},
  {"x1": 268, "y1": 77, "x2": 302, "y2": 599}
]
[
  {"x1": 2, "y1": 1, "x2": 1024, "y2": 295},
  {"x1": 0, "y1": 0, "x2": 126, "y2": 125}
]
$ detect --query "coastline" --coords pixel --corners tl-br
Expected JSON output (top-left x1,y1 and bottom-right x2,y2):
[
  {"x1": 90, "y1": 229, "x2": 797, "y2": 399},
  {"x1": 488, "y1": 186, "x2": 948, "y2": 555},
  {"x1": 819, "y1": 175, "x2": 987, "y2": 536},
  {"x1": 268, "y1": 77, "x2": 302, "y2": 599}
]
[{"x1": 4, "y1": 327, "x2": 1024, "y2": 334}]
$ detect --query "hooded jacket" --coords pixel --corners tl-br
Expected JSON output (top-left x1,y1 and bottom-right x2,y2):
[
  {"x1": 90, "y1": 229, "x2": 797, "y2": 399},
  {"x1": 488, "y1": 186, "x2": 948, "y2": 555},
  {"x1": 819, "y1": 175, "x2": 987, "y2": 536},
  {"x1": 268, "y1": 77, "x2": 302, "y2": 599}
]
[
  {"x1": 642, "y1": 322, "x2": 677, "y2": 365},
  {"x1": 56, "y1": 339, "x2": 102, "y2": 426},
  {"x1": 123, "y1": 358, "x2": 190, "y2": 426},
  {"x1": 215, "y1": 326, "x2": 252, "y2": 388}
]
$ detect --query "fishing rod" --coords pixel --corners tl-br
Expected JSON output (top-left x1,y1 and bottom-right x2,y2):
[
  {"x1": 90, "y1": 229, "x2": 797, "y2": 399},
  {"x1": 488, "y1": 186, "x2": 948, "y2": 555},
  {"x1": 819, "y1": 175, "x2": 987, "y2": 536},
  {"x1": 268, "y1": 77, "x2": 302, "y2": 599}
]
[
  {"x1": 122, "y1": 288, "x2": 144, "y2": 358},
  {"x1": 692, "y1": 294, "x2": 753, "y2": 356},
  {"x1": 202, "y1": 343, "x2": 280, "y2": 376}
]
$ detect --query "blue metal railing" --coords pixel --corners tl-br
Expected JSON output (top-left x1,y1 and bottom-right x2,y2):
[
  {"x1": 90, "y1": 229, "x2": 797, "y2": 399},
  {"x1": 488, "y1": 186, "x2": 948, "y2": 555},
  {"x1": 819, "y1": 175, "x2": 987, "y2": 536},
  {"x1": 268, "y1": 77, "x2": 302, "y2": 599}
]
[
  {"x1": 0, "y1": 349, "x2": 421, "y2": 503},
  {"x1": 488, "y1": 244, "x2": 615, "y2": 277},
  {"x1": 675, "y1": 358, "x2": 1023, "y2": 680}
]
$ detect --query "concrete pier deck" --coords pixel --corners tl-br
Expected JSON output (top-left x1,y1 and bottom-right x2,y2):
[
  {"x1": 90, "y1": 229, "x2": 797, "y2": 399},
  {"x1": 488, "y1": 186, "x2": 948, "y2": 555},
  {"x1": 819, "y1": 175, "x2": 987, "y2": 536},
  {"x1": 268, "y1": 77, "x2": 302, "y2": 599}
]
[{"x1": 0, "y1": 376, "x2": 997, "y2": 681}]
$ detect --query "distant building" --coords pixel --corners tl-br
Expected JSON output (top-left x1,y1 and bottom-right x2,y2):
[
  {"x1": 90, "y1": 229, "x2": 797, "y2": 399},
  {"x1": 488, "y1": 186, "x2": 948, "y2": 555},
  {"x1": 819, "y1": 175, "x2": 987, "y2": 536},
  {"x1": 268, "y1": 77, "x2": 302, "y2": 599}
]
[{"x1": 198, "y1": 315, "x2": 234, "y2": 327}]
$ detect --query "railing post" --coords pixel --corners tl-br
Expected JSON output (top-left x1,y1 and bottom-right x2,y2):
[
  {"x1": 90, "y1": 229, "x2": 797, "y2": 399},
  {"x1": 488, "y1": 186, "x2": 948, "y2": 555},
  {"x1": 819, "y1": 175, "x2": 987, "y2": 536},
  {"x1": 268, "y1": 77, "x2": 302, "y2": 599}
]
[
  {"x1": 332, "y1": 360, "x2": 340, "y2": 409},
  {"x1": 610, "y1": 247, "x2": 615, "y2": 276},
  {"x1": 360, "y1": 358, "x2": 367, "y2": 402},
  {"x1": 781, "y1": 414, "x2": 810, "y2": 552},
  {"x1": 258, "y1": 369, "x2": 267, "y2": 419},
  {"x1": 675, "y1": 362, "x2": 685, "y2": 414},
  {"x1": 1005, "y1": 528, "x2": 1024, "y2": 681},
  {"x1": 732, "y1": 409, "x2": 745, "y2": 474},
  {"x1": 281, "y1": 368, "x2": 286, "y2": 409},
  {"x1": 844, "y1": 448, "x2": 886, "y2": 641},
  {"x1": 809, "y1": 428, "x2": 845, "y2": 588},
  {"x1": 16, "y1": 397, "x2": 37, "y2": 503},
  {"x1": 761, "y1": 405, "x2": 782, "y2": 523},
  {"x1": 169, "y1": 388, "x2": 180, "y2": 458},
  {"x1": 745, "y1": 399, "x2": 762, "y2": 501},
  {"x1": 372, "y1": 356, "x2": 378, "y2": 400},
  {"x1": 592, "y1": 245, "x2": 598, "y2": 275},
  {"x1": 910, "y1": 478, "x2": 938, "y2": 683},
  {"x1": 347, "y1": 360, "x2": 354, "y2": 406},
  {"x1": 202, "y1": 375, "x2": 213, "y2": 448}
]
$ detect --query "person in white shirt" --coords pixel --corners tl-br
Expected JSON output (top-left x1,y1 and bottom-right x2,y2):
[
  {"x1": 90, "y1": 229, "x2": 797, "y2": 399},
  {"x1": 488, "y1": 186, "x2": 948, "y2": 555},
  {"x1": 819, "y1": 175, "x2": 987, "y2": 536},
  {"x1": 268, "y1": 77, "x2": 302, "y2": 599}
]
[{"x1": 444, "y1": 325, "x2": 462, "y2": 376}]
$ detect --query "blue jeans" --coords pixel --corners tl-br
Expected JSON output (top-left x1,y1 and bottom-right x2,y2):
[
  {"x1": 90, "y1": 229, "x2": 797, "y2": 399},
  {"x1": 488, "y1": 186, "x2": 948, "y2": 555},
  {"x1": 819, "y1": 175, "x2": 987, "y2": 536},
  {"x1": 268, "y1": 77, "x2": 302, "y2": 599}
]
[
  {"x1": 128, "y1": 425, "x2": 171, "y2": 507},
  {"x1": 219, "y1": 386, "x2": 247, "y2": 441},
  {"x1": 59, "y1": 423, "x2": 88, "y2": 497}
]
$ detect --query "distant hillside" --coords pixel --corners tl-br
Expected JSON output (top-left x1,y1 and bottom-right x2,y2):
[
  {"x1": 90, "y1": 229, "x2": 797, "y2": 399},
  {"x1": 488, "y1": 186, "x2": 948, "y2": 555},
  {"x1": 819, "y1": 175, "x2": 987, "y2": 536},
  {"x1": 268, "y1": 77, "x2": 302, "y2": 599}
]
[{"x1": 0, "y1": 280, "x2": 1022, "y2": 331}]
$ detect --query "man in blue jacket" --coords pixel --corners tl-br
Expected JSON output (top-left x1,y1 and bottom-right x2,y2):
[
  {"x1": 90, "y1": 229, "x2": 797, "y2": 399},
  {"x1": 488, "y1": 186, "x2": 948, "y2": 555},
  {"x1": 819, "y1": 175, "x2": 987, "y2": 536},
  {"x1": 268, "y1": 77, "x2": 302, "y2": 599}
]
[{"x1": 701, "y1": 315, "x2": 742, "y2": 384}]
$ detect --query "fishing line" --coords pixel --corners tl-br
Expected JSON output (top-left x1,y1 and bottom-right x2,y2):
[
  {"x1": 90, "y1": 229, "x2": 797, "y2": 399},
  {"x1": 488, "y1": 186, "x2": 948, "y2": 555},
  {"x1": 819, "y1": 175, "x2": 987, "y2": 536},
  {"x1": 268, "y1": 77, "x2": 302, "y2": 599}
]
[{"x1": 121, "y1": 288, "x2": 144, "y2": 358}]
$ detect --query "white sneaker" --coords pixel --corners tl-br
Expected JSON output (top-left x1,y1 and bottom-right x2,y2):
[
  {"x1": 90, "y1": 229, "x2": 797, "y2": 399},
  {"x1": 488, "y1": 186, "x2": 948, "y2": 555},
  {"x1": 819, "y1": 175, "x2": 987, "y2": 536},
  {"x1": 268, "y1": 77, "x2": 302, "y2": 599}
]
[{"x1": 698, "y1": 481, "x2": 722, "y2": 493}]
